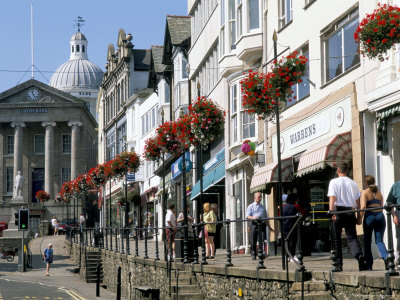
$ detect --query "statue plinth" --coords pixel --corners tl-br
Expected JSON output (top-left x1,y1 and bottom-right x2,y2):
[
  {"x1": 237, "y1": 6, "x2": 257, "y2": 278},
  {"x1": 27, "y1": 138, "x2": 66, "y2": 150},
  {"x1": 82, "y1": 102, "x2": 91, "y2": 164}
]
[{"x1": 13, "y1": 196, "x2": 24, "y2": 202}]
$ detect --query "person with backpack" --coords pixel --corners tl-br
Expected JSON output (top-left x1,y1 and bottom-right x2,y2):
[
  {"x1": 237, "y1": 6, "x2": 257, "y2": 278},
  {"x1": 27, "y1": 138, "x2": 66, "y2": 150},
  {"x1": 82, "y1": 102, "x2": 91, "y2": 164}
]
[{"x1": 43, "y1": 243, "x2": 53, "y2": 276}]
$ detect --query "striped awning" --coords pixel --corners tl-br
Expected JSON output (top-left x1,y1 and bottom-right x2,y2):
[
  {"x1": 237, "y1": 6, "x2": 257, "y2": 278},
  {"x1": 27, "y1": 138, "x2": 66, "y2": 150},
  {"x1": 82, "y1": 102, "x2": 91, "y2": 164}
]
[
  {"x1": 249, "y1": 157, "x2": 294, "y2": 193},
  {"x1": 296, "y1": 131, "x2": 352, "y2": 177}
]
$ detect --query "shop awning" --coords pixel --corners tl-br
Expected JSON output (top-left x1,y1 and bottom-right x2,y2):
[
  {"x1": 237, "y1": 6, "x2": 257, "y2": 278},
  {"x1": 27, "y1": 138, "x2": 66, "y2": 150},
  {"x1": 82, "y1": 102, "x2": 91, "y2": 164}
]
[
  {"x1": 191, "y1": 161, "x2": 225, "y2": 200},
  {"x1": 296, "y1": 131, "x2": 352, "y2": 177},
  {"x1": 249, "y1": 157, "x2": 294, "y2": 193}
]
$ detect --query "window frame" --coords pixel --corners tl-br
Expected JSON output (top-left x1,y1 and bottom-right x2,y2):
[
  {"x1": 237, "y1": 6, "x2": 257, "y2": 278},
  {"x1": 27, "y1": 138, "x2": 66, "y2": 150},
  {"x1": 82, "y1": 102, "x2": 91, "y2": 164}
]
[
  {"x1": 62, "y1": 134, "x2": 72, "y2": 154},
  {"x1": 248, "y1": 0, "x2": 260, "y2": 31},
  {"x1": 61, "y1": 167, "x2": 71, "y2": 185},
  {"x1": 322, "y1": 7, "x2": 359, "y2": 84},
  {"x1": 7, "y1": 135, "x2": 14, "y2": 155},
  {"x1": 6, "y1": 167, "x2": 14, "y2": 194},
  {"x1": 34, "y1": 134, "x2": 45, "y2": 154},
  {"x1": 228, "y1": 0, "x2": 237, "y2": 51},
  {"x1": 279, "y1": 0, "x2": 293, "y2": 30}
]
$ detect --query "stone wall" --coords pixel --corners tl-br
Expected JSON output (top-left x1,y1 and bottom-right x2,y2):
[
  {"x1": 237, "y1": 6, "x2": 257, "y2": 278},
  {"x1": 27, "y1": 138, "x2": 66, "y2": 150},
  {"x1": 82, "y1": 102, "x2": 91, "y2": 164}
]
[{"x1": 67, "y1": 241, "x2": 400, "y2": 300}]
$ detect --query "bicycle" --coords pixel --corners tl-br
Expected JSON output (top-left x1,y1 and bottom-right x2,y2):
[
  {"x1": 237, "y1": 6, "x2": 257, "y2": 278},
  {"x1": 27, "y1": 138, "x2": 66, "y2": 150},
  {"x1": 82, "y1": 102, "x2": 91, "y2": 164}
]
[{"x1": 0, "y1": 249, "x2": 17, "y2": 262}]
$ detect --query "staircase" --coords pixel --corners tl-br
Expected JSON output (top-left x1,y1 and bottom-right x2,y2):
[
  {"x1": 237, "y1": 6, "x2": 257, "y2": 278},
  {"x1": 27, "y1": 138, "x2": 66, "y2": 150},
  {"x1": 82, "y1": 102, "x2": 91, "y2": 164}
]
[
  {"x1": 85, "y1": 250, "x2": 103, "y2": 284},
  {"x1": 169, "y1": 270, "x2": 203, "y2": 300},
  {"x1": 290, "y1": 281, "x2": 332, "y2": 300}
]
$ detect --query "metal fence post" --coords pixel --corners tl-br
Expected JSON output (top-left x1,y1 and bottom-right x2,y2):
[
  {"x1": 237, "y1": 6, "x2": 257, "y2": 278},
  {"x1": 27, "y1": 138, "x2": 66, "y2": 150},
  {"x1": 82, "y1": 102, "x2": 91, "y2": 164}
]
[
  {"x1": 225, "y1": 220, "x2": 233, "y2": 267},
  {"x1": 96, "y1": 263, "x2": 100, "y2": 297},
  {"x1": 257, "y1": 218, "x2": 266, "y2": 269},
  {"x1": 155, "y1": 227, "x2": 160, "y2": 261},
  {"x1": 116, "y1": 266, "x2": 121, "y2": 300},
  {"x1": 385, "y1": 203, "x2": 399, "y2": 276}
]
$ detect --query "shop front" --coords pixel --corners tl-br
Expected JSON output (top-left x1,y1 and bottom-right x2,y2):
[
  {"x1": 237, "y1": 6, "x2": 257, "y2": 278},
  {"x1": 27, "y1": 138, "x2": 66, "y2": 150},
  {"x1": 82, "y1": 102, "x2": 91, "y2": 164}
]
[{"x1": 264, "y1": 88, "x2": 360, "y2": 256}]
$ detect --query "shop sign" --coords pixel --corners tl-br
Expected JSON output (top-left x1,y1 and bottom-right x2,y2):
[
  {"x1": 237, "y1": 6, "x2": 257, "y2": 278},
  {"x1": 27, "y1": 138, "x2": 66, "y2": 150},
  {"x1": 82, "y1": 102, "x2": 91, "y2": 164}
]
[
  {"x1": 171, "y1": 152, "x2": 191, "y2": 180},
  {"x1": 288, "y1": 115, "x2": 330, "y2": 150},
  {"x1": 203, "y1": 148, "x2": 225, "y2": 174},
  {"x1": 19, "y1": 108, "x2": 48, "y2": 113}
]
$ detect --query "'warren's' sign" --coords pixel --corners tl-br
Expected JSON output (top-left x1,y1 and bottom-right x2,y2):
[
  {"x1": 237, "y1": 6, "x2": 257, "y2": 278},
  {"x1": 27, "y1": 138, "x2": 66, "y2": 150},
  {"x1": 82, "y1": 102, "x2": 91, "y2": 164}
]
[{"x1": 288, "y1": 115, "x2": 330, "y2": 149}]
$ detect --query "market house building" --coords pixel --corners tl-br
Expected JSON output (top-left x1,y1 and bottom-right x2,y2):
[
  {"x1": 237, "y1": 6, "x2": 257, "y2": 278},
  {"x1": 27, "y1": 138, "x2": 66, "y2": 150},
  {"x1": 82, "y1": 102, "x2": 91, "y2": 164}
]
[{"x1": 0, "y1": 79, "x2": 97, "y2": 223}]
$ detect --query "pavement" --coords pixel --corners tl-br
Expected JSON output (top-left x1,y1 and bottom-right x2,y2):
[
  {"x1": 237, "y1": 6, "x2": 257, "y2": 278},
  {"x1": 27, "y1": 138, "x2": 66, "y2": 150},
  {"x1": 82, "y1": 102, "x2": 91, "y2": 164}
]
[{"x1": 0, "y1": 235, "x2": 118, "y2": 300}]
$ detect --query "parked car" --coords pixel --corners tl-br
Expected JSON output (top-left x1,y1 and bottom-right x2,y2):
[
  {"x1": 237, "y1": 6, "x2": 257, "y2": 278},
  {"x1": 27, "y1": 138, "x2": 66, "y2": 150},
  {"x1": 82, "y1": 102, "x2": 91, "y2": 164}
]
[
  {"x1": 58, "y1": 218, "x2": 78, "y2": 234},
  {"x1": 0, "y1": 222, "x2": 8, "y2": 237}
]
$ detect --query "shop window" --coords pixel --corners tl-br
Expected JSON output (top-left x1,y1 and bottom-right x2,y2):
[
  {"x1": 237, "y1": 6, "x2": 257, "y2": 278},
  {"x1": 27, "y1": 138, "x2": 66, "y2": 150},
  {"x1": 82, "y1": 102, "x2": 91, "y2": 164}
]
[
  {"x1": 7, "y1": 135, "x2": 14, "y2": 154},
  {"x1": 6, "y1": 167, "x2": 13, "y2": 194},
  {"x1": 279, "y1": 0, "x2": 292, "y2": 29},
  {"x1": 62, "y1": 134, "x2": 71, "y2": 154},
  {"x1": 322, "y1": 7, "x2": 359, "y2": 83},
  {"x1": 248, "y1": 0, "x2": 260, "y2": 30},
  {"x1": 287, "y1": 44, "x2": 310, "y2": 107},
  {"x1": 34, "y1": 134, "x2": 44, "y2": 154}
]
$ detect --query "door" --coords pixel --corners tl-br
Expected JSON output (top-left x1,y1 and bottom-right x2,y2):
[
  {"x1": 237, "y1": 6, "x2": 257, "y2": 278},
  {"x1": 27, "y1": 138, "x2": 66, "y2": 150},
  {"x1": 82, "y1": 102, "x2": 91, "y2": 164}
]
[{"x1": 32, "y1": 168, "x2": 44, "y2": 203}]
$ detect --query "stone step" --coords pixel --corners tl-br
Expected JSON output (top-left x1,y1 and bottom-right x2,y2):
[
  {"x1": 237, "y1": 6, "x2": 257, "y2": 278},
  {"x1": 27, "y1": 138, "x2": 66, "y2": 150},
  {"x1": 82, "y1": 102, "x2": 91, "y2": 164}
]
[
  {"x1": 171, "y1": 285, "x2": 201, "y2": 293},
  {"x1": 291, "y1": 291, "x2": 332, "y2": 300},
  {"x1": 176, "y1": 278, "x2": 193, "y2": 285},
  {"x1": 169, "y1": 293, "x2": 203, "y2": 300},
  {"x1": 291, "y1": 281, "x2": 328, "y2": 292},
  {"x1": 174, "y1": 272, "x2": 192, "y2": 279}
]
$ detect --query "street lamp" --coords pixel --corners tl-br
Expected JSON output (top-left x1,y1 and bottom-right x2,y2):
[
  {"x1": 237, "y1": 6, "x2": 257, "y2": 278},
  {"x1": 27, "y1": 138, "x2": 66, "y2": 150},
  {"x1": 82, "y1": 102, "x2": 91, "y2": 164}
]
[
  {"x1": 273, "y1": 30, "x2": 285, "y2": 270},
  {"x1": 123, "y1": 137, "x2": 131, "y2": 255},
  {"x1": 161, "y1": 108, "x2": 168, "y2": 261},
  {"x1": 107, "y1": 149, "x2": 112, "y2": 228}
]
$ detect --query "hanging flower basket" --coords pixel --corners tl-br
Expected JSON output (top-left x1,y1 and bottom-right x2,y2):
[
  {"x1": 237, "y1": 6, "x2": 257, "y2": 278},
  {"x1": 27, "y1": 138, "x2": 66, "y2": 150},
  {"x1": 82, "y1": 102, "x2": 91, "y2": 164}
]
[
  {"x1": 189, "y1": 96, "x2": 225, "y2": 148},
  {"x1": 35, "y1": 190, "x2": 50, "y2": 202},
  {"x1": 241, "y1": 52, "x2": 307, "y2": 120},
  {"x1": 174, "y1": 113, "x2": 196, "y2": 150},
  {"x1": 155, "y1": 121, "x2": 181, "y2": 155},
  {"x1": 355, "y1": 3, "x2": 400, "y2": 61},
  {"x1": 143, "y1": 136, "x2": 162, "y2": 162},
  {"x1": 60, "y1": 181, "x2": 73, "y2": 203},
  {"x1": 88, "y1": 164, "x2": 107, "y2": 186},
  {"x1": 111, "y1": 151, "x2": 141, "y2": 178}
]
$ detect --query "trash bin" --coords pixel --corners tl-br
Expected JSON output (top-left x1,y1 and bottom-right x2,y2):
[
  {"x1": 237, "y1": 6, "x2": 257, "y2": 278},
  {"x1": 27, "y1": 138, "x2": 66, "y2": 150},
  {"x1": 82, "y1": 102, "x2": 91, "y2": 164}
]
[{"x1": 174, "y1": 228, "x2": 194, "y2": 262}]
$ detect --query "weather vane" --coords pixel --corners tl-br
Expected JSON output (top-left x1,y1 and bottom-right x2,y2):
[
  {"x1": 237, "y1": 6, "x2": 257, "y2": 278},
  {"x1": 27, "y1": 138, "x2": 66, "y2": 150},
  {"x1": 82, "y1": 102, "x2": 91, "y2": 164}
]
[{"x1": 74, "y1": 16, "x2": 85, "y2": 32}]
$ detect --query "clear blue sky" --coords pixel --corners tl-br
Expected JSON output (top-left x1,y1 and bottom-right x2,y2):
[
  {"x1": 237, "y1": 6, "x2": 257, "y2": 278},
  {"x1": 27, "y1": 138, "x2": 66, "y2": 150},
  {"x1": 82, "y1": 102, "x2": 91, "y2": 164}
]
[{"x1": 0, "y1": 0, "x2": 188, "y2": 92}]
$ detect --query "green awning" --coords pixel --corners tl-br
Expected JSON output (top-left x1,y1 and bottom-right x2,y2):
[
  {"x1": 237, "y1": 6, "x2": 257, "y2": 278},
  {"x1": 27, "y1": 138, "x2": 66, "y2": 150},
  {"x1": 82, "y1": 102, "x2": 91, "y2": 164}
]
[
  {"x1": 377, "y1": 104, "x2": 400, "y2": 152},
  {"x1": 191, "y1": 161, "x2": 225, "y2": 200}
]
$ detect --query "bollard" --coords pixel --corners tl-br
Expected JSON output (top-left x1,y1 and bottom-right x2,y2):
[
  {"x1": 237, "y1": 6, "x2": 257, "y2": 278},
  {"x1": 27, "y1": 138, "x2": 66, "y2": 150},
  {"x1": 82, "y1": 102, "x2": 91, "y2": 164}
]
[
  {"x1": 257, "y1": 218, "x2": 266, "y2": 269},
  {"x1": 384, "y1": 203, "x2": 399, "y2": 276},
  {"x1": 155, "y1": 227, "x2": 160, "y2": 261},
  {"x1": 116, "y1": 266, "x2": 121, "y2": 300},
  {"x1": 225, "y1": 220, "x2": 233, "y2": 267},
  {"x1": 201, "y1": 222, "x2": 207, "y2": 265},
  {"x1": 96, "y1": 263, "x2": 100, "y2": 297},
  {"x1": 192, "y1": 224, "x2": 199, "y2": 264}
]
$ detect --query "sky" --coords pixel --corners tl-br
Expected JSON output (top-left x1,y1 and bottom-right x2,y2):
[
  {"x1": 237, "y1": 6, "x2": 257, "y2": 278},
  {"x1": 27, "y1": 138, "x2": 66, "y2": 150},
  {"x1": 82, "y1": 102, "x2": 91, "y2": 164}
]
[{"x1": 0, "y1": 0, "x2": 188, "y2": 92}]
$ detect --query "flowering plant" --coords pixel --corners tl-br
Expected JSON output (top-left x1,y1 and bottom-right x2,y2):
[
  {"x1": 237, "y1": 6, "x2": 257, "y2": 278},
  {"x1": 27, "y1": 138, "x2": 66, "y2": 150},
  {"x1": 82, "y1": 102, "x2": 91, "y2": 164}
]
[
  {"x1": 35, "y1": 190, "x2": 50, "y2": 202},
  {"x1": 143, "y1": 137, "x2": 162, "y2": 162},
  {"x1": 155, "y1": 121, "x2": 181, "y2": 155},
  {"x1": 189, "y1": 96, "x2": 225, "y2": 147},
  {"x1": 60, "y1": 181, "x2": 73, "y2": 202},
  {"x1": 241, "y1": 52, "x2": 307, "y2": 120},
  {"x1": 73, "y1": 174, "x2": 94, "y2": 193},
  {"x1": 111, "y1": 151, "x2": 141, "y2": 178},
  {"x1": 355, "y1": 3, "x2": 400, "y2": 61},
  {"x1": 174, "y1": 114, "x2": 196, "y2": 150},
  {"x1": 88, "y1": 164, "x2": 107, "y2": 186}
]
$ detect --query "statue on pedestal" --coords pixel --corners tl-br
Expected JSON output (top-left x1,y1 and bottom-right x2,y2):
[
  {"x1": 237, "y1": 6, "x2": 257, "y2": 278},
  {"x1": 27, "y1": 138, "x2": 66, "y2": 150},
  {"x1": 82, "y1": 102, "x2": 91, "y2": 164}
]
[{"x1": 14, "y1": 171, "x2": 24, "y2": 200}]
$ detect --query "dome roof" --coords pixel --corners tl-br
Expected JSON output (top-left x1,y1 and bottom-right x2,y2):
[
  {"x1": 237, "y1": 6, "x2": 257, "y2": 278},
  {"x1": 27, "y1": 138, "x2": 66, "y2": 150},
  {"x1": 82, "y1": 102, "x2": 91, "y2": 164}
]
[
  {"x1": 50, "y1": 59, "x2": 103, "y2": 90},
  {"x1": 50, "y1": 31, "x2": 103, "y2": 91},
  {"x1": 70, "y1": 32, "x2": 87, "y2": 41}
]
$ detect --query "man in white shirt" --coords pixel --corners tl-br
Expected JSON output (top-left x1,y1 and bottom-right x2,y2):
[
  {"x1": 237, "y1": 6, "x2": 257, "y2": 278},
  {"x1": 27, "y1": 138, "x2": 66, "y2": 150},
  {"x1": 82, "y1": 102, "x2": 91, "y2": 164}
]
[
  {"x1": 328, "y1": 162, "x2": 367, "y2": 272},
  {"x1": 165, "y1": 202, "x2": 177, "y2": 259}
]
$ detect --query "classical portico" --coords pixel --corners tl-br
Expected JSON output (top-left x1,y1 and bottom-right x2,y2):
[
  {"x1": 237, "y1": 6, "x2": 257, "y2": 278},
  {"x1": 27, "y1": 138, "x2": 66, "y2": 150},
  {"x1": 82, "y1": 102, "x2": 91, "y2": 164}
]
[{"x1": 0, "y1": 79, "x2": 98, "y2": 204}]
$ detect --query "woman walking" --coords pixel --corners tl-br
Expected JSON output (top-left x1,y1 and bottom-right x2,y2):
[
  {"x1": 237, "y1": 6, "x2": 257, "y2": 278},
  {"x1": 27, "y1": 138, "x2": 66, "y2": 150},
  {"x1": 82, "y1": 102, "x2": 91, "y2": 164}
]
[
  {"x1": 203, "y1": 202, "x2": 216, "y2": 259},
  {"x1": 359, "y1": 175, "x2": 388, "y2": 270}
]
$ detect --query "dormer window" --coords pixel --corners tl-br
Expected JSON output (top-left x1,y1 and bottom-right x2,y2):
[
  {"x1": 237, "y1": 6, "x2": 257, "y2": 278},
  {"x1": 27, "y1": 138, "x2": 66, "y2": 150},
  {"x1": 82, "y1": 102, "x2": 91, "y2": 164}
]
[{"x1": 76, "y1": 45, "x2": 80, "y2": 52}]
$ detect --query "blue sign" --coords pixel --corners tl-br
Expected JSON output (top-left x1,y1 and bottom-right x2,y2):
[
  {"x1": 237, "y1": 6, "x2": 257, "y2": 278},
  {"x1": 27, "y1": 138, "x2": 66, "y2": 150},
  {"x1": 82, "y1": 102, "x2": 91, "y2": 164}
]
[
  {"x1": 203, "y1": 148, "x2": 225, "y2": 174},
  {"x1": 127, "y1": 173, "x2": 135, "y2": 182},
  {"x1": 171, "y1": 152, "x2": 191, "y2": 179}
]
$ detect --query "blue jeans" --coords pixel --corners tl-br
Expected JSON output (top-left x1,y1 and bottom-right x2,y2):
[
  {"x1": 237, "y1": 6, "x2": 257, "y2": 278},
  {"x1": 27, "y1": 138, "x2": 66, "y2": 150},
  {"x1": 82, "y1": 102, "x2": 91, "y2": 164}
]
[{"x1": 363, "y1": 211, "x2": 388, "y2": 269}]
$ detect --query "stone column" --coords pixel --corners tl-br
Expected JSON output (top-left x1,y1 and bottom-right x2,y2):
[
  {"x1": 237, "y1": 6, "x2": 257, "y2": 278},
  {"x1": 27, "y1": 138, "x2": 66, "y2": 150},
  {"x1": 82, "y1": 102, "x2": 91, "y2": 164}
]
[
  {"x1": 68, "y1": 121, "x2": 82, "y2": 180},
  {"x1": 11, "y1": 122, "x2": 25, "y2": 198},
  {"x1": 42, "y1": 121, "x2": 56, "y2": 197}
]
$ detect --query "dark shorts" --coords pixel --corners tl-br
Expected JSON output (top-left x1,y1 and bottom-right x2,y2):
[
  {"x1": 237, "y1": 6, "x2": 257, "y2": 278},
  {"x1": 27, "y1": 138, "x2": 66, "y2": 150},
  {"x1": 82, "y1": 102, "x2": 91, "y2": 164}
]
[
  {"x1": 166, "y1": 228, "x2": 175, "y2": 244},
  {"x1": 207, "y1": 232, "x2": 215, "y2": 237}
]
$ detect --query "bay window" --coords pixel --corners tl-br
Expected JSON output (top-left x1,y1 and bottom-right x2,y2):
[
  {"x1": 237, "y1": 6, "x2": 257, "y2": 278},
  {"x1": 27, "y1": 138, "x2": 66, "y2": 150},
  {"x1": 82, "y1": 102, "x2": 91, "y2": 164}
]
[
  {"x1": 248, "y1": 0, "x2": 260, "y2": 30},
  {"x1": 279, "y1": 0, "x2": 292, "y2": 29}
]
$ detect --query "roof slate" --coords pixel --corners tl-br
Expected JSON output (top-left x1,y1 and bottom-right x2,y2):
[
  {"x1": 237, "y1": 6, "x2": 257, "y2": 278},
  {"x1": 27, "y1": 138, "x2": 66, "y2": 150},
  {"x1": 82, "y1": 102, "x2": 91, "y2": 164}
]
[
  {"x1": 166, "y1": 16, "x2": 191, "y2": 46},
  {"x1": 151, "y1": 46, "x2": 166, "y2": 74}
]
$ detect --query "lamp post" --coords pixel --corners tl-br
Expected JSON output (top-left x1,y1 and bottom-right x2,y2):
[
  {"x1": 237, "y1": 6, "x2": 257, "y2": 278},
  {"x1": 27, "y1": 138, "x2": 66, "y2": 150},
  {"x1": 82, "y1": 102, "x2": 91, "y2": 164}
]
[
  {"x1": 273, "y1": 30, "x2": 285, "y2": 270},
  {"x1": 107, "y1": 149, "x2": 112, "y2": 228},
  {"x1": 123, "y1": 138, "x2": 130, "y2": 255},
  {"x1": 197, "y1": 82, "x2": 207, "y2": 265},
  {"x1": 161, "y1": 108, "x2": 168, "y2": 261}
]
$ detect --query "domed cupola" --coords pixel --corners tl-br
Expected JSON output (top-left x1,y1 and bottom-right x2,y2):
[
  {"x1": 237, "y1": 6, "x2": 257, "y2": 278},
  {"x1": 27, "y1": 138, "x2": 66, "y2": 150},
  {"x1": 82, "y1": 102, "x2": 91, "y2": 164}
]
[{"x1": 70, "y1": 32, "x2": 88, "y2": 60}]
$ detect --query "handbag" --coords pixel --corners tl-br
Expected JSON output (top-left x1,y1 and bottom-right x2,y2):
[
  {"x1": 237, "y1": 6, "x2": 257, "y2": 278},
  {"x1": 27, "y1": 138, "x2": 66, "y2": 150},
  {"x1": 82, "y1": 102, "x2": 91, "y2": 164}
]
[{"x1": 198, "y1": 226, "x2": 208, "y2": 239}]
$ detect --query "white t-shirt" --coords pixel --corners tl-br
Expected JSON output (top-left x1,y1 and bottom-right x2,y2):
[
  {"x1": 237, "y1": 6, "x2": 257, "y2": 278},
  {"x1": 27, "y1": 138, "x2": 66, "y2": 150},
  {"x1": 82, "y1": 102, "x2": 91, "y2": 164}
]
[
  {"x1": 79, "y1": 215, "x2": 85, "y2": 224},
  {"x1": 165, "y1": 210, "x2": 176, "y2": 228},
  {"x1": 51, "y1": 218, "x2": 57, "y2": 227},
  {"x1": 327, "y1": 176, "x2": 360, "y2": 208}
]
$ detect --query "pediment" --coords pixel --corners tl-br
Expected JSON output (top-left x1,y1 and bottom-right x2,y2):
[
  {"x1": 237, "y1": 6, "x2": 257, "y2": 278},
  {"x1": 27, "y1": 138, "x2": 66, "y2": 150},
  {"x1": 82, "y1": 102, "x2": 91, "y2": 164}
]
[{"x1": 0, "y1": 79, "x2": 85, "y2": 105}]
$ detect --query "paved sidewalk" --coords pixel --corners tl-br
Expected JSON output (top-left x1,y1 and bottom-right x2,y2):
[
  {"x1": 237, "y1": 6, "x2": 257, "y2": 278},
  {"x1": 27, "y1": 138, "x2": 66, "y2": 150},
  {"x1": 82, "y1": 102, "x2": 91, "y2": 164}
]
[{"x1": 0, "y1": 235, "x2": 118, "y2": 300}]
